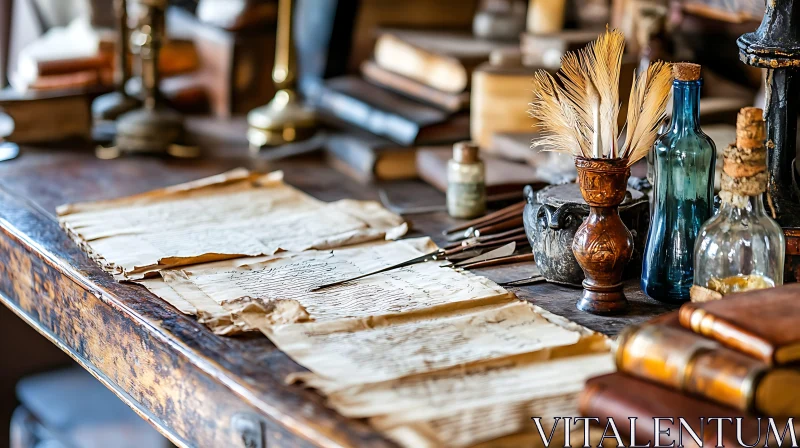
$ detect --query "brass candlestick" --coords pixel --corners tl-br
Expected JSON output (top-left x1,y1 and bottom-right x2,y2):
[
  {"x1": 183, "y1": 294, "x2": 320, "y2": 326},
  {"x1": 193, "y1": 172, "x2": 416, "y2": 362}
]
[
  {"x1": 92, "y1": 0, "x2": 141, "y2": 123},
  {"x1": 99, "y1": 0, "x2": 196, "y2": 159},
  {"x1": 247, "y1": 0, "x2": 315, "y2": 150}
]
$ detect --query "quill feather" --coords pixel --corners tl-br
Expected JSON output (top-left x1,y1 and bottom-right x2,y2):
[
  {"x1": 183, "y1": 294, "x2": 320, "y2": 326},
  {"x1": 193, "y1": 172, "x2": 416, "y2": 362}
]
[
  {"x1": 621, "y1": 61, "x2": 673, "y2": 165},
  {"x1": 528, "y1": 28, "x2": 670, "y2": 164},
  {"x1": 584, "y1": 29, "x2": 624, "y2": 157},
  {"x1": 529, "y1": 71, "x2": 590, "y2": 157}
]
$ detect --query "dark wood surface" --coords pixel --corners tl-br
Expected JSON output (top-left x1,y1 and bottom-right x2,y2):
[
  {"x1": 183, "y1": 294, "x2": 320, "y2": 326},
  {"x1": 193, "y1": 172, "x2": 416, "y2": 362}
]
[{"x1": 0, "y1": 120, "x2": 677, "y2": 447}]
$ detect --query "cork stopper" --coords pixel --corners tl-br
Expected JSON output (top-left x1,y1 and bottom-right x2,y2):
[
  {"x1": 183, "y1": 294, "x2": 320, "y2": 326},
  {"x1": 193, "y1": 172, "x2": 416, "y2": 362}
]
[
  {"x1": 735, "y1": 107, "x2": 766, "y2": 149},
  {"x1": 673, "y1": 63, "x2": 701, "y2": 82},
  {"x1": 453, "y1": 141, "x2": 480, "y2": 163},
  {"x1": 721, "y1": 107, "x2": 767, "y2": 201}
]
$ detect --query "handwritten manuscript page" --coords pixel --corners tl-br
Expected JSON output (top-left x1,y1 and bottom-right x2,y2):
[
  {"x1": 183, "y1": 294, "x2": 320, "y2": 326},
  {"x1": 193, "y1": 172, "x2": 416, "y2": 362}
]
[
  {"x1": 58, "y1": 169, "x2": 406, "y2": 280},
  {"x1": 148, "y1": 238, "x2": 514, "y2": 333},
  {"x1": 61, "y1": 170, "x2": 615, "y2": 447}
]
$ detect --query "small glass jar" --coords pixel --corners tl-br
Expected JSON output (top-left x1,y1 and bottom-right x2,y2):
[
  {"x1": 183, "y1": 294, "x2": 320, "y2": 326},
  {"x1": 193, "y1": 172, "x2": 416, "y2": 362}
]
[
  {"x1": 693, "y1": 107, "x2": 785, "y2": 296},
  {"x1": 447, "y1": 141, "x2": 486, "y2": 219},
  {"x1": 694, "y1": 194, "x2": 785, "y2": 294}
]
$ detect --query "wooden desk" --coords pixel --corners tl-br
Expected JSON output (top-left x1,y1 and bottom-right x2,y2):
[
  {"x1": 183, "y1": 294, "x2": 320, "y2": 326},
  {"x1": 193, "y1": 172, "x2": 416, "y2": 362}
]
[{"x1": 0, "y1": 131, "x2": 676, "y2": 447}]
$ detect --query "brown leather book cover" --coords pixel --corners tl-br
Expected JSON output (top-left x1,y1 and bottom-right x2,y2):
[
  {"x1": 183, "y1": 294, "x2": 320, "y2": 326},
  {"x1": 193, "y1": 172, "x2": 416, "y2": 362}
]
[
  {"x1": 618, "y1": 314, "x2": 800, "y2": 416},
  {"x1": 28, "y1": 70, "x2": 105, "y2": 91},
  {"x1": 679, "y1": 283, "x2": 800, "y2": 365},
  {"x1": 325, "y1": 131, "x2": 416, "y2": 184},
  {"x1": 35, "y1": 55, "x2": 111, "y2": 78},
  {"x1": 0, "y1": 89, "x2": 91, "y2": 143},
  {"x1": 580, "y1": 373, "x2": 767, "y2": 447},
  {"x1": 361, "y1": 60, "x2": 469, "y2": 113}
]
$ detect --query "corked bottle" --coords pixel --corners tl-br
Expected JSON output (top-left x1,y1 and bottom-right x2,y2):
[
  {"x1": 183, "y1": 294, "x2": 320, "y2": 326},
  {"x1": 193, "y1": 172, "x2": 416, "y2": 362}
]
[
  {"x1": 641, "y1": 62, "x2": 716, "y2": 303},
  {"x1": 692, "y1": 107, "x2": 785, "y2": 301},
  {"x1": 447, "y1": 141, "x2": 486, "y2": 219}
]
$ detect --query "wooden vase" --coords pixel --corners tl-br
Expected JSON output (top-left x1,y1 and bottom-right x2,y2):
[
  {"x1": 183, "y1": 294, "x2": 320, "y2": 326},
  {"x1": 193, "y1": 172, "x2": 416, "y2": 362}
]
[{"x1": 572, "y1": 157, "x2": 634, "y2": 314}]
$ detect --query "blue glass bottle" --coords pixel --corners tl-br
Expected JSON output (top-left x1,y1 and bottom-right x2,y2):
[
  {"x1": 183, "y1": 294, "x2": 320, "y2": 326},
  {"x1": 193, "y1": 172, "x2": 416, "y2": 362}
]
[{"x1": 641, "y1": 64, "x2": 716, "y2": 302}]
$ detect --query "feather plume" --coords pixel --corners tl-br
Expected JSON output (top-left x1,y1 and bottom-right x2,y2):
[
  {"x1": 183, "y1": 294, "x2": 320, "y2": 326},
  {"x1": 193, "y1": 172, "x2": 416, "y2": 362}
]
[
  {"x1": 558, "y1": 52, "x2": 591, "y2": 129},
  {"x1": 584, "y1": 29, "x2": 624, "y2": 158},
  {"x1": 620, "y1": 61, "x2": 673, "y2": 165},
  {"x1": 586, "y1": 78, "x2": 602, "y2": 158},
  {"x1": 529, "y1": 71, "x2": 590, "y2": 157},
  {"x1": 528, "y1": 28, "x2": 671, "y2": 164}
]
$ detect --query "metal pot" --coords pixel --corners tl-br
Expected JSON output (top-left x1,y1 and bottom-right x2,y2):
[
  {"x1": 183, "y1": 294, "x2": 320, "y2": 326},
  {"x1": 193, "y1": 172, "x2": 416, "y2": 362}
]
[{"x1": 523, "y1": 183, "x2": 649, "y2": 287}]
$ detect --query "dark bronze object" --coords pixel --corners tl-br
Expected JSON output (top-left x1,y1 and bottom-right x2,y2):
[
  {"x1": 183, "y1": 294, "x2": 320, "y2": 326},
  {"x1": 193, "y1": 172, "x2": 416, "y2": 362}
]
[
  {"x1": 100, "y1": 0, "x2": 197, "y2": 159},
  {"x1": 738, "y1": 0, "x2": 800, "y2": 281},
  {"x1": 524, "y1": 182, "x2": 648, "y2": 288},
  {"x1": 92, "y1": 0, "x2": 141, "y2": 125}
]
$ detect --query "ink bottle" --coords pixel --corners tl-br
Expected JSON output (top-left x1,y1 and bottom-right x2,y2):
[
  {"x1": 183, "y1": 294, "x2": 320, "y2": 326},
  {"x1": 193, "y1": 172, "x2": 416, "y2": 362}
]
[{"x1": 447, "y1": 141, "x2": 486, "y2": 219}]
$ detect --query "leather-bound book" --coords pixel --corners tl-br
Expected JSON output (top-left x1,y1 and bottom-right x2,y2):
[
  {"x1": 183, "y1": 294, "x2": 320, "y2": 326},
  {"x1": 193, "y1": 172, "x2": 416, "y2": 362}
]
[
  {"x1": 312, "y1": 76, "x2": 470, "y2": 146},
  {"x1": 679, "y1": 284, "x2": 800, "y2": 366},
  {"x1": 361, "y1": 60, "x2": 469, "y2": 113},
  {"x1": 28, "y1": 70, "x2": 106, "y2": 92},
  {"x1": 580, "y1": 373, "x2": 765, "y2": 447},
  {"x1": 0, "y1": 89, "x2": 92, "y2": 143},
  {"x1": 373, "y1": 30, "x2": 517, "y2": 94},
  {"x1": 617, "y1": 314, "x2": 800, "y2": 416},
  {"x1": 325, "y1": 132, "x2": 417, "y2": 183}
]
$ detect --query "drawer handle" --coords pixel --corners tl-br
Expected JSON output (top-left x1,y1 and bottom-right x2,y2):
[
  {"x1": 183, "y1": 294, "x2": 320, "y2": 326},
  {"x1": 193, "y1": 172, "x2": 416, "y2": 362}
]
[{"x1": 232, "y1": 414, "x2": 264, "y2": 448}]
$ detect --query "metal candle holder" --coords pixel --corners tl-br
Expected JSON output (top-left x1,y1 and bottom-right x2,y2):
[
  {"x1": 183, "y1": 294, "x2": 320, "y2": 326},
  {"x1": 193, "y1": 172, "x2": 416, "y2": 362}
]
[
  {"x1": 92, "y1": 0, "x2": 141, "y2": 124},
  {"x1": 246, "y1": 0, "x2": 315, "y2": 151},
  {"x1": 98, "y1": 0, "x2": 197, "y2": 159}
]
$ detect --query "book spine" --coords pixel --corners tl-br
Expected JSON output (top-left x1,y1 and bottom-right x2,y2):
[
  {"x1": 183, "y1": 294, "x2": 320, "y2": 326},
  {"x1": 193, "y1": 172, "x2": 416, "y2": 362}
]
[
  {"x1": 578, "y1": 374, "x2": 682, "y2": 447},
  {"x1": 313, "y1": 85, "x2": 420, "y2": 146},
  {"x1": 579, "y1": 373, "x2": 763, "y2": 448},
  {"x1": 325, "y1": 136, "x2": 378, "y2": 182},
  {"x1": 616, "y1": 323, "x2": 765, "y2": 412},
  {"x1": 679, "y1": 304, "x2": 776, "y2": 365},
  {"x1": 361, "y1": 61, "x2": 464, "y2": 113}
]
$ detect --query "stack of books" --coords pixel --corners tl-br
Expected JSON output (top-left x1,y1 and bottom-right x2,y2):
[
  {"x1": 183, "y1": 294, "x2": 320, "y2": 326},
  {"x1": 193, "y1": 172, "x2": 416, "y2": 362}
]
[
  {"x1": 315, "y1": 29, "x2": 517, "y2": 183},
  {"x1": 579, "y1": 284, "x2": 800, "y2": 446}
]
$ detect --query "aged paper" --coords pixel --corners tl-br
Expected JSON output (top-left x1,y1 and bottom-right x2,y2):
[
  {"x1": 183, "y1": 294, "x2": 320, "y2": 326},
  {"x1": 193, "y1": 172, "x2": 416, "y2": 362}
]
[
  {"x1": 382, "y1": 396, "x2": 582, "y2": 448},
  {"x1": 363, "y1": 353, "x2": 614, "y2": 448},
  {"x1": 260, "y1": 301, "x2": 598, "y2": 387},
  {"x1": 65, "y1": 168, "x2": 619, "y2": 448},
  {"x1": 58, "y1": 170, "x2": 407, "y2": 280},
  {"x1": 311, "y1": 346, "x2": 612, "y2": 415},
  {"x1": 150, "y1": 238, "x2": 515, "y2": 334}
]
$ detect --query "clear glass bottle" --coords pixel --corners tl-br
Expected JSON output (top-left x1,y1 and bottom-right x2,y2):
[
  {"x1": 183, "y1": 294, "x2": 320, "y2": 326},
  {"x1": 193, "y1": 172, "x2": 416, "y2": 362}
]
[
  {"x1": 641, "y1": 63, "x2": 716, "y2": 302},
  {"x1": 694, "y1": 108, "x2": 785, "y2": 295},
  {"x1": 447, "y1": 141, "x2": 486, "y2": 219}
]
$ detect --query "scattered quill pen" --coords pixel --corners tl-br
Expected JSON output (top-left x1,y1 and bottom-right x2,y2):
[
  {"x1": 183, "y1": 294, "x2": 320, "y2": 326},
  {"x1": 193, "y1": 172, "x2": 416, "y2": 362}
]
[
  {"x1": 310, "y1": 242, "x2": 518, "y2": 291},
  {"x1": 528, "y1": 28, "x2": 673, "y2": 166}
]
